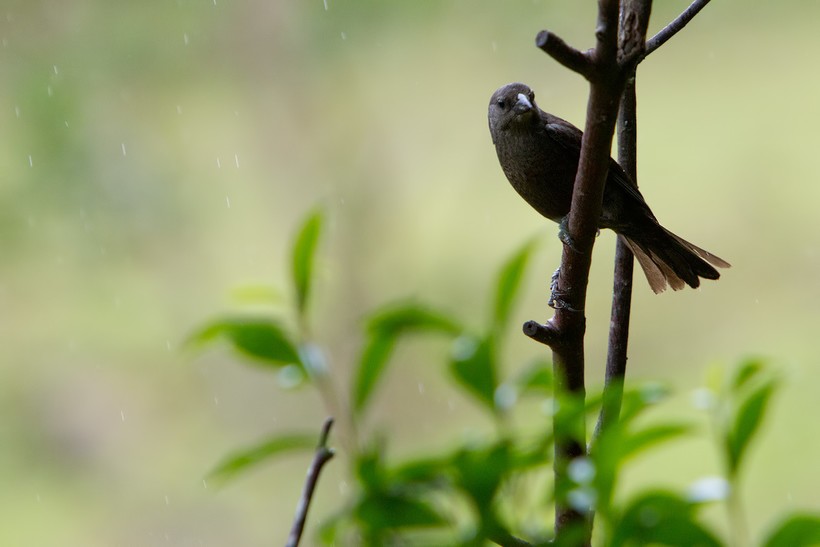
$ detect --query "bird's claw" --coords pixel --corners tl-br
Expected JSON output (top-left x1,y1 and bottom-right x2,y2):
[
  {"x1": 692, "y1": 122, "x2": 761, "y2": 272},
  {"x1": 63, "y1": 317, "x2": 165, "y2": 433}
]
[
  {"x1": 547, "y1": 267, "x2": 581, "y2": 312},
  {"x1": 558, "y1": 217, "x2": 580, "y2": 253}
]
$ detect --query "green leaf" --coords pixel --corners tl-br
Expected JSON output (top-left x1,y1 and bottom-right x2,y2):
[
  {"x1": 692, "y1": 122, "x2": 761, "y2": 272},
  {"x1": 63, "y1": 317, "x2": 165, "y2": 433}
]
[
  {"x1": 188, "y1": 317, "x2": 301, "y2": 369},
  {"x1": 727, "y1": 378, "x2": 779, "y2": 474},
  {"x1": 392, "y1": 454, "x2": 452, "y2": 484},
  {"x1": 731, "y1": 358, "x2": 765, "y2": 393},
  {"x1": 356, "y1": 492, "x2": 447, "y2": 530},
  {"x1": 208, "y1": 433, "x2": 317, "y2": 482},
  {"x1": 291, "y1": 208, "x2": 323, "y2": 317},
  {"x1": 610, "y1": 491, "x2": 722, "y2": 547},
  {"x1": 515, "y1": 358, "x2": 553, "y2": 395},
  {"x1": 353, "y1": 302, "x2": 461, "y2": 414},
  {"x1": 618, "y1": 383, "x2": 672, "y2": 424},
  {"x1": 621, "y1": 423, "x2": 693, "y2": 462},
  {"x1": 763, "y1": 513, "x2": 820, "y2": 547},
  {"x1": 228, "y1": 283, "x2": 282, "y2": 305},
  {"x1": 492, "y1": 238, "x2": 536, "y2": 333},
  {"x1": 364, "y1": 301, "x2": 462, "y2": 335},
  {"x1": 353, "y1": 334, "x2": 395, "y2": 413},
  {"x1": 453, "y1": 441, "x2": 511, "y2": 514},
  {"x1": 449, "y1": 335, "x2": 497, "y2": 410}
]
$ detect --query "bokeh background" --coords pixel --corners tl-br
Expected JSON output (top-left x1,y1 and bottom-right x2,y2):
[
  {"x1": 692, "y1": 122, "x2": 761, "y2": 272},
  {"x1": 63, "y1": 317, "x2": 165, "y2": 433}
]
[{"x1": 1, "y1": 0, "x2": 818, "y2": 545}]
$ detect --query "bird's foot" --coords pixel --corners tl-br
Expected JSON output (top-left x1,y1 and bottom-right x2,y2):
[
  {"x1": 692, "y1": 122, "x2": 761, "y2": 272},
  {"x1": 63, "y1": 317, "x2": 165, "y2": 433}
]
[
  {"x1": 548, "y1": 267, "x2": 581, "y2": 312},
  {"x1": 558, "y1": 216, "x2": 579, "y2": 252}
]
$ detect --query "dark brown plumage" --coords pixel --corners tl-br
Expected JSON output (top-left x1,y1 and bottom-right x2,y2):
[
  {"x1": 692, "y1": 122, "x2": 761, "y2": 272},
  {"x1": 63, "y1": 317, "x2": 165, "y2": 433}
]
[{"x1": 488, "y1": 82, "x2": 729, "y2": 293}]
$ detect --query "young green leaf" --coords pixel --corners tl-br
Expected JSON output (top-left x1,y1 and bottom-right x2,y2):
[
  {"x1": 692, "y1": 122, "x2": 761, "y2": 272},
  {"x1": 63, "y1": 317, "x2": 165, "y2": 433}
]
[
  {"x1": 620, "y1": 423, "x2": 693, "y2": 462},
  {"x1": 207, "y1": 433, "x2": 317, "y2": 483},
  {"x1": 364, "y1": 301, "x2": 462, "y2": 335},
  {"x1": 352, "y1": 302, "x2": 462, "y2": 414},
  {"x1": 727, "y1": 377, "x2": 779, "y2": 475},
  {"x1": 449, "y1": 335, "x2": 497, "y2": 410},
  {"x1": 492, "y1": 238, "x2": 536, "y2": 334},
  {"x1": 515, "y1": 358, "x2": 554, "y2": 396},
  {"x1": 353, "y1": 334, "x2": 395, "y2": 413},
  {"x1": 188, "y1": 317, "x2": 301, "y2": 369},
  {"x1": 355, "y1": 492, "x2": 448, "y2": 530},
  {"x1": 291, "y1": 207, "x2": 323, "y2": 318},
  {"x1": 453, "y1": 441, "x2": 511, "y2": 515},
  {"x1": 762, "y1": 513, "x2": 820, "y2": 547},
  {"x1": 731, "y1": 358, "x2": 765, "y2": 393},
  {"x1": 610, "y1": 491, "x2": 722, "y2": 547}
]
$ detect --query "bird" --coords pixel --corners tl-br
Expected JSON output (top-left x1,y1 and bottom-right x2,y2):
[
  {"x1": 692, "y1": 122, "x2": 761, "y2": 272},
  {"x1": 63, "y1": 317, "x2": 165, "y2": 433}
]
[{"x1": 488, "y1": 82, "x2": 729, "y2": 294}]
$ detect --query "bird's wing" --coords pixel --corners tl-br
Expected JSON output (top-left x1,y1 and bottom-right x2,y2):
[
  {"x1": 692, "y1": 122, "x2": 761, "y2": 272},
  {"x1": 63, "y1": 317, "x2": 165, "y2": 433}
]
[{"x1": 542, "y1": 114, "x2": 651, "y2": 211}]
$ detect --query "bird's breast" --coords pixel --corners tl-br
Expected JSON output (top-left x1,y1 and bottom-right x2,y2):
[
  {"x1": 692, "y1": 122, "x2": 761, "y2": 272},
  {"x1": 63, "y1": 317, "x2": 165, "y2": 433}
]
[{"x1": 495, "y1": 133, "x2": 575, "y2": 223}]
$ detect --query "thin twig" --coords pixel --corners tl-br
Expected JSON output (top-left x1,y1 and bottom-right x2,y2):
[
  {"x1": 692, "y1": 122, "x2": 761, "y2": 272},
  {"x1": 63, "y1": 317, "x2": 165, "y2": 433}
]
[
  {"x1": 643, "y1": 0, "x2": 712, "y2": 59},
  {"x1": 286, "y1": 417, "x2": 335, "y2": 547}
]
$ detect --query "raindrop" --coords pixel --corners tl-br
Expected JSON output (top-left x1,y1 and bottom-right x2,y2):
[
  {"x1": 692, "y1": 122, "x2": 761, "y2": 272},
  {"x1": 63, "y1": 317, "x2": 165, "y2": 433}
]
[
  {"x1": 278, "y1": 364, "x2": 305, "y2": 389},
  {"x1": 418, "y1": 382, "x2": 424, "y2": 394},
  {"x1": 120, "y1": 410, "x2": 126, "y2": 422},
  {"x1": 216, "y1": 157, "x2": 221, "y2": 168},
  {"x1": 64, "y1": 120, "x2": 69, "y2": 127},
  {"x1": 213, "y1": 396, "x2": 219, "y2": 405},
  {"x1": 494, "y1": 383, "x2": 517, "y2": 411},
  {"x1": 176, "y1": 105, "x2": 182, "y2": 114},
  {"x1": 53, "y1": 64, "x2": 59, "y2": 75},
  {"x1": 568, "y1": 457, "x2": 595, "y2": 484},
  {"x1": 340, "y1": 32, "x2": 347, "y2": 40},
  {"x1": 323, "y1": 0, "x2": 328, "y2": 10},
  {"x1": 690, "y1": 387, "x2": 715, "y2": 410},
  {"x1": 14, "y1": 105, "x2": 20, "y2": 118},
  {"x1": 225, "y1": 195, "x2": 231, "y2": 208},
  {"x1": 121, "y1": 143, "x2": 127, "y2": 156},
  {"x1": 202, "y1": 479, "x2": 208, "y2": 489},
  {"x1": 165, "y1": 340, "x2": 172, "y2": 351},
  {"x1": 47, "y1": 85, "x2": 53, "y2": 97},
  {"x1": 183, "y1": 33, "x2": 189, "y2": 46},
  {"x1": 567, "y1": 487, "x2": 596, "y2": 511},
  {"x1": 688, "y1": 476, "x2": 729, "y2": 503},
  {"x1": 28, "y1": 155, "x2": 33, "y2": 167},
  {"x1": 165, "y1": 495, "x2": 170, "y2": 506},
  {"x1": 491, "y1": 41, "x2": 498, "y2": 52},
  {"x1": 234, "y1": 153, "x2": 240, "y2": 168}
]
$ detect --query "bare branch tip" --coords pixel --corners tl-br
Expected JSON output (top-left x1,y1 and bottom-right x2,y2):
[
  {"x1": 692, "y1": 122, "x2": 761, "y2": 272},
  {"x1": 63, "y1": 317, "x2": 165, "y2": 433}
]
[
  {"x1": 523, "y1": 320, "x2": 560, "y2": 347},
  {"x1": 535, "y1": 29, "x2": 591, "y2": 77},
  {"x1": 318, "y1": 416, "x2": 334, "y2": 447}
]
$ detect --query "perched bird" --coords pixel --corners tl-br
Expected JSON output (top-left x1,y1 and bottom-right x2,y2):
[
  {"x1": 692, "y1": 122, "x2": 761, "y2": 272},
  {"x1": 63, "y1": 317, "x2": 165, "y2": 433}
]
[{"x1": 488, "y1": 82, "x2": 729, "y2": 293}]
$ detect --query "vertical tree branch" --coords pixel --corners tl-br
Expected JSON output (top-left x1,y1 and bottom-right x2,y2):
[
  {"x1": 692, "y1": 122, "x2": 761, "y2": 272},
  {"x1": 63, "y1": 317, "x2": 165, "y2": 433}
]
[
  {"x1": 592, "y1": 0, "x2": 650, "y2": 445},
  {"x1": 529, "y1": 0, "x2": 713, "y2": 541},
  {"x1": 537, "y1": 0, "x2": 624, "y2": 536},
  {"x1": 594, "y1": 79, "x2": 638, "y2": 444}
]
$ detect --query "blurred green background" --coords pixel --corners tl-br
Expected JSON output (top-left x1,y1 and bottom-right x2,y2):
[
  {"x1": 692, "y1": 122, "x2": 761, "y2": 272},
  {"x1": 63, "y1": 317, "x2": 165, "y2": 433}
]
[{"x1": 1, "y1": 0, "x2": 819, "y2": 545}]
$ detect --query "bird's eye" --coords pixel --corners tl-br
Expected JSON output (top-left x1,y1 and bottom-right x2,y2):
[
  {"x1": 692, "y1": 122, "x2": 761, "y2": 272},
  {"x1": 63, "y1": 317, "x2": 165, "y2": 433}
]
[
  {"x1": 528, "y1": 91, "x2": 535, "y2": 101},
  {"x1": 496, "y1": 98, "x2": 506, "y2": 109}
]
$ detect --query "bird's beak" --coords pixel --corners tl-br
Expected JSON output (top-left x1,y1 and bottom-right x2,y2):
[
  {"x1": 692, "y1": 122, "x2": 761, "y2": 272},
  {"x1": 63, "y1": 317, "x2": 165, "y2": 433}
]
[{"x1": 513, "y1": 93, "x2": 533, "y2": 114}]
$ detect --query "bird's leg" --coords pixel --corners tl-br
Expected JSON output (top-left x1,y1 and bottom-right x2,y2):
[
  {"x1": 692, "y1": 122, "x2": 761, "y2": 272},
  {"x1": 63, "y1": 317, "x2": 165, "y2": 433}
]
[
  {"x1": 547, "y1": 267, "x2": 579, "y2": 311},
  {"x1": 558, "y1": 216, "x2": 579, "y2": 252},
  {"x1": 548, "y1": 267, "x2": 562, "y2": 308}
]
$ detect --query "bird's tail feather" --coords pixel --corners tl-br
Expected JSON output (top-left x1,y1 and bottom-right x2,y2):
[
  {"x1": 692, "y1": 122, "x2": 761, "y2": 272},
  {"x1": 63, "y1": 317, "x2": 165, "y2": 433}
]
[{"x1": 621, "y1": 226, "x2": 730, "y2": 294}]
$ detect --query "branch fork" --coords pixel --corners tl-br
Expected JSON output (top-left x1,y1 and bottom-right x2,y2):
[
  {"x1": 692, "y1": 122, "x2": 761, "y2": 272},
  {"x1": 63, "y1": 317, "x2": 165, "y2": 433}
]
[{"x1": 525, "y1": 0, "x2": 713, "y2": 540}]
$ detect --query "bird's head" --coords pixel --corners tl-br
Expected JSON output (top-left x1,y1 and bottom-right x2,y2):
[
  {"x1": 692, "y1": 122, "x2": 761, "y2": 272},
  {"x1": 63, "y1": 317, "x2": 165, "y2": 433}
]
[{"x1": 488, "y1": 82, "x2": 538, "y2": 143}]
